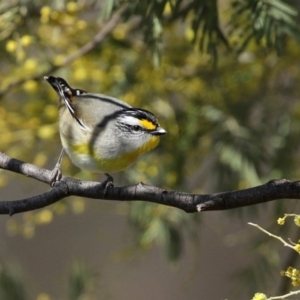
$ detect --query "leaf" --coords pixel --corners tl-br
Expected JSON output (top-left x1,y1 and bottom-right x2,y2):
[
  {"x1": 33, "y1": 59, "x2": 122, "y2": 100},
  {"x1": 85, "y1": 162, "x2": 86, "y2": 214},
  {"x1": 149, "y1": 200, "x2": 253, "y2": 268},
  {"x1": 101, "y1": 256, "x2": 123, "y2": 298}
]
[
  {"x1": 0, "y1": 262, "x2": 27, "y2": 300},
  {"x1": 68, "y1": 261, "x2": 96, "y2": 300},
  {"x1": 166, "y1": 226, "x2": 182, "y2": 261},
  {"x1": 229, "y1": 0, "x2": 300, "y2": 53},
  {"x1": 99, "y1": 0, "x2": 116, "y2": 21},
  {"x1": 269, "y1": 0, "x2": 298, "y2": 16}
]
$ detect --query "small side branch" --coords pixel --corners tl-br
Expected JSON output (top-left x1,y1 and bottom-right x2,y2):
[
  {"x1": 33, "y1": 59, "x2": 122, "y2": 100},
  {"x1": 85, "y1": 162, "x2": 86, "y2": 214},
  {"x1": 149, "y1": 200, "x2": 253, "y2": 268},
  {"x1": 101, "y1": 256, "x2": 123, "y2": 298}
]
[
  {"x1": 1, "y1": 152, "x2": 300, "y2": 215},
  {"x1": 248, "y1": 222, "x2": 297, "y2": 251}
]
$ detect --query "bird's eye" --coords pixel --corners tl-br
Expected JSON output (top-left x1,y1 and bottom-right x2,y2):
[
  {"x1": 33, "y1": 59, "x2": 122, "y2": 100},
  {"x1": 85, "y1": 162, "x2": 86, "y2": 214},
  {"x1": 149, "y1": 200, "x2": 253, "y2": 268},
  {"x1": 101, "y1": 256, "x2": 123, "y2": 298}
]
[{"x1": 132, "y1": 125, "x2": 142, "y2": 132}]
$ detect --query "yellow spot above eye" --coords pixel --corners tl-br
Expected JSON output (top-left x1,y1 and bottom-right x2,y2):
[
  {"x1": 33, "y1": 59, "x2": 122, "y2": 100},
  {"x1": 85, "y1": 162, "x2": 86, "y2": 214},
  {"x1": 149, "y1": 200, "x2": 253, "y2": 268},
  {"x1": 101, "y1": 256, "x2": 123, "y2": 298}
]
[{"x1": 139, "y1": 119, "x2": 156, "y2": 130}]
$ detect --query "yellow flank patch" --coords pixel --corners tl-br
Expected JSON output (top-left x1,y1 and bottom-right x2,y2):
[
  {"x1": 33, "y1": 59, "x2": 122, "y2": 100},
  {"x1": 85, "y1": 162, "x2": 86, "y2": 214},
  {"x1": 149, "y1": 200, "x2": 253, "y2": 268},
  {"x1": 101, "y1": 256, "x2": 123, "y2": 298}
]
[
  {"x1": 71, "y1": 142, "x2": 91, "y2": 155},
  {"x1": 69, "y1": 136, "x2": 160, "y2": 173},
  {"x1": 97, "y1": 136, "x2": 160, "y2": 172},
  {"x1": 139, "y1": 119, "x2": 156, "y2": 130}
]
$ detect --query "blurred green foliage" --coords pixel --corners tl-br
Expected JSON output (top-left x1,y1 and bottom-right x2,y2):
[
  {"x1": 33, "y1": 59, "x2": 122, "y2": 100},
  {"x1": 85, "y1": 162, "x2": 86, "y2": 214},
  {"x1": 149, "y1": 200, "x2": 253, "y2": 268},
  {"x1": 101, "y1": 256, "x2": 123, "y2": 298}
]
[
  {"x1": 68, "y1": 261, "x2": 97, "y2": 300},
  {"x1": 0, "y1": 262, "x2": 27, "y2": 300},
  {"x1": 1, "y1": 0, "x2": 300, "y2": 298},
  {"x1": 0, "y1": 260, "x2": 97, "y2": 300}
]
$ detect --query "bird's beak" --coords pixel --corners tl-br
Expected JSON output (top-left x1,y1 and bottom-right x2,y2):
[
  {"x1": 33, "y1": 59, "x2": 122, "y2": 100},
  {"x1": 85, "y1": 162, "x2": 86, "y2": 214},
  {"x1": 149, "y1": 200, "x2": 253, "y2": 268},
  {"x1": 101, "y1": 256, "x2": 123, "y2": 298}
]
[
  {"x1": 151, "y1": 126, "x2": 167, "y2": 136},
  {"x1": 44, "y1": 76, "x2": 59, "y2": 93}
]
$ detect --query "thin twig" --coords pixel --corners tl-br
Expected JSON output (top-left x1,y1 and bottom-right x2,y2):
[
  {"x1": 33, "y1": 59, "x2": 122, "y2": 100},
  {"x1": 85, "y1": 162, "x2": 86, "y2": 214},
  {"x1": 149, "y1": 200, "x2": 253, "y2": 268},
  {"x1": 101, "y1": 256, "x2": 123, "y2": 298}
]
[
  {"x1": 267, "y1": 289, "x2": 300, "y2": 299},
  {"x1": 248, "y1": 222, "x2": 296, "y2": 251}
]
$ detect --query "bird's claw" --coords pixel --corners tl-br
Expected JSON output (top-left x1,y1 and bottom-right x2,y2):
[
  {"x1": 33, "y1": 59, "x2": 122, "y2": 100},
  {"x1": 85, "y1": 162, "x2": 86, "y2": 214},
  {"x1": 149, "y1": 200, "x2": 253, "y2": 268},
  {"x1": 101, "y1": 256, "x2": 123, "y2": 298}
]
[
  {"x1": 49, "y1": 148, "x2": 65, "y2": 187},
  {"x1": 100, "y1": 173, "x2": 114, "y2": 197},
  {"x1": 49, "y1": 164, "x2": 62, "y2": 187}
]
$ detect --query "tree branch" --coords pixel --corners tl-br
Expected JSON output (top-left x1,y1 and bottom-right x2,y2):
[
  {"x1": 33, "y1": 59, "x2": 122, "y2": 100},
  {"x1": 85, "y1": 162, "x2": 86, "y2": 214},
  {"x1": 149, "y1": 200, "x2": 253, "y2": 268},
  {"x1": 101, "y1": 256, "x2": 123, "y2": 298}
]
[{"x1": 1, "y1": 152, "x2": 300, "y2": 216}]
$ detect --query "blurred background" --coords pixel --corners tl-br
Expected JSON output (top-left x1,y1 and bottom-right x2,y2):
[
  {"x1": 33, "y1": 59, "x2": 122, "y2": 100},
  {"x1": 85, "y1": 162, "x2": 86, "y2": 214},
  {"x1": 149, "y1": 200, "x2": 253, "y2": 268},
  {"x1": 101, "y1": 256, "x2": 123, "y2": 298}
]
[{"x1": 1, "y1": 0, "x2": 300, "y2": 299}]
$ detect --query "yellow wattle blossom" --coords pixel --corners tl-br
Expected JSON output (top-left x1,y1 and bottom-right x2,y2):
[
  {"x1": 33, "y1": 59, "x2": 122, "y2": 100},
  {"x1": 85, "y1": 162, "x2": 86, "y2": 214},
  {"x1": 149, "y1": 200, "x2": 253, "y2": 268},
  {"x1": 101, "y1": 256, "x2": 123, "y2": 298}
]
[
  {"x1": 185, "y1": 28, "x2": 194, "y2": 42},
  {"x1": 66, "y1": 1, "x2": 78, "y2": 13},
  {"x1": 73, "y1": 67, "x2": 88, "y2": 81},
  {"x1": 53, "y1": 202, "x2": 67, "y2": 215},
  {"x1": 294, "y1": 244, "x2": 300, "y2": 253},
  {"x1": 23, "y1": 223, "x2": 35, "y2": 239},
  {"x1": 40, "y1": 15, "x2": 49, "y2": 24},
  {"x1": 163, "y1": 2, "x2": 172, "y2": 16},
  {"x1": 122, "y1": 93, "x2": 137, "y2": 105},
  {"x1": 37, "y1": 124, "x2": 57, "y2": 139},
  {"x1": 27, "y1": 117, "x2": 41, "y2": 128},
  {"x1": 111, "y1": 65, "x2": 124, "y2": 81},
  {"x1": 251, "y1": 293, "x2": 267, "y2": 300},
  {"x1": 60, "y1": 14, "x2": 75, "y2": 26},
  {"x1": 136, "y1": 160, "x2": 147, "y2": 172},
  {"x1": 50, "y1": 11, "x2": 59, "y2": 20},
  {"x1": 166, "y1": 172, "x2": 177, "y2": 185},
  {"x1": 22, "y1": 80, "x2": 38, "y2": 93},
  {"x1": 44, "y1": 104, "x2": 58, "y2": 119},
  {"x1": 21, "y1": 35, "x2": 32, "y2": 47},
  {"x1": 147, "y1": 165, "x2": 158, "y2": 177},
  {"x1": 112, "y1": 27, "x2": 126, "y2": 41},
  {"x1": 76, "y1": 20, "x2": 87, "y2": 30},
  {"x1": 40, "y1": 6, "x2": 51, "y2": 23},
  {"x1": 91, "y1": 69, "x2": 106, "y2": 82},
  {"x1": 53, "y1": 54, "x2": 65, "y2": 66},
  {"x1": 24, "y1": 58, "x2": 38, "y2": 73},
  {"x1": 33, "y1": 153, "x2": 48, "y2": 167},
  {"x1": 40, "y1": 6, "x2": 51, "y2": 16},
  {"x1": 281, "y1": 266, "x2": 300, "y2": 286},
  {"x1": 16, "y1": 49, "x2": 25, "y2": 62},
  {"x1": 277, "y1": 217, "x2": 286, "y2": 225},
  {"x1": 71, "y1": 198, "x2": 85, "y2": 214},
  {"x1": 294, "y1": 216, "x2": 300, "y2": 227},
  {"x1": 35, "y1": 210, "x2": 53, "y2": 224},
  {"x1": 6, "y1": 40, "x2": 17, "y2": 53}
]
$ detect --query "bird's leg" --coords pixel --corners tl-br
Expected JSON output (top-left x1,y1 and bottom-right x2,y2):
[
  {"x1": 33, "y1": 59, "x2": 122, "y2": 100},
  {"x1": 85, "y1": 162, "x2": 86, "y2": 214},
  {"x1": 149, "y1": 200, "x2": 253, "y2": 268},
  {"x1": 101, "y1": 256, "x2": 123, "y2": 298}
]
[
  {"x1": 100, "y1": 173, "x2": 114, "y2": 197},
  {"x1": 49, "y1": 148, "x2": 65, "y2": 187}
]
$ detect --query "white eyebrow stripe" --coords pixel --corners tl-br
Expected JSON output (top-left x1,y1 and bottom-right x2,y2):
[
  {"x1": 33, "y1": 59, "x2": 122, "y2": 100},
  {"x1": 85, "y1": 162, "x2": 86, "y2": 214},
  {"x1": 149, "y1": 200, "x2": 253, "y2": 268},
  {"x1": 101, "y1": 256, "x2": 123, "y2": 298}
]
[{"x1": 120, "y1": 116, "x2": 142, "y2": 126}]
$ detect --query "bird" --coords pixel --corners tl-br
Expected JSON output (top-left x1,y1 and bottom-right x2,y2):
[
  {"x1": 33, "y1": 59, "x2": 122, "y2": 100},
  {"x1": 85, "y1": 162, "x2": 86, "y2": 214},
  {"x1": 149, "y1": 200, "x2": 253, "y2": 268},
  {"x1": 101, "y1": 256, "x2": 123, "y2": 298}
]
[{"x1": 44, "y1": 76, "x2": 166, "y2": 185}]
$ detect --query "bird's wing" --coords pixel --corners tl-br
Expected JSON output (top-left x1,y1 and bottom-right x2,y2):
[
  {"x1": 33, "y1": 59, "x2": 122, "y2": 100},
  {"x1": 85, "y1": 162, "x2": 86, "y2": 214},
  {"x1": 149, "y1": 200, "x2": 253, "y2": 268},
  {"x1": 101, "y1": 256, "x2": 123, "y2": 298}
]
[{"x1": 73, "y1": 93, "x2": 132, "y2": 129}]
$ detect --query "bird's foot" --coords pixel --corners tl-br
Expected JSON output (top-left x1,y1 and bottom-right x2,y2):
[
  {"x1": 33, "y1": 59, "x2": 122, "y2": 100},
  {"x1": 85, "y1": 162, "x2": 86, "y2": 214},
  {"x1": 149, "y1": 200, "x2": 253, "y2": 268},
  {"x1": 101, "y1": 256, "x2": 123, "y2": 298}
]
[
  {"x1": 49, "y1": 148, "x2": 65, "y2": 187},
  {"x1": 100, "y1": 173, "x2": 114, "y2": 197},
  {"x1": 49, "y1": 164, "x2": 62, "y2": 187}
]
